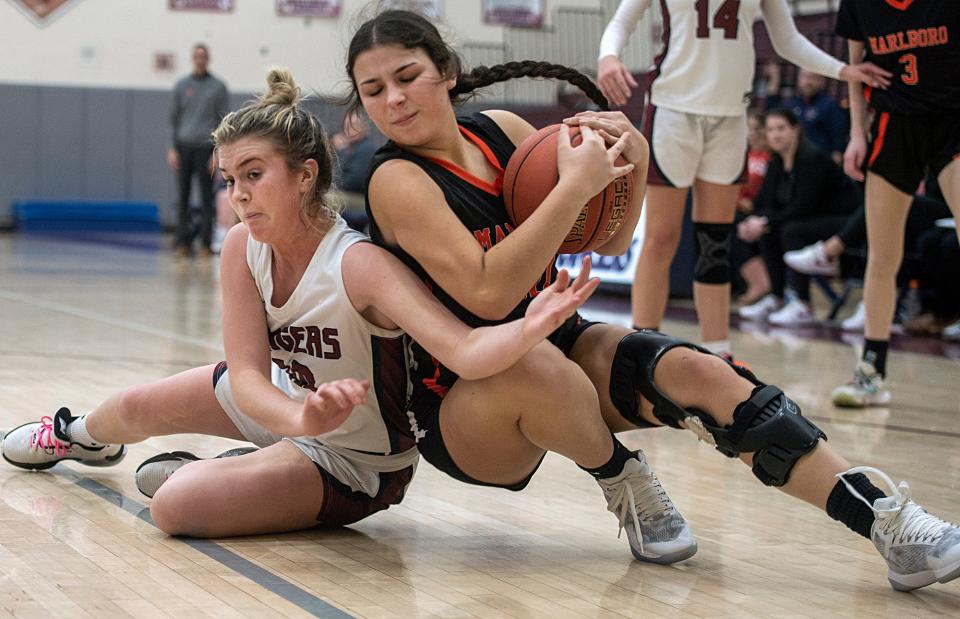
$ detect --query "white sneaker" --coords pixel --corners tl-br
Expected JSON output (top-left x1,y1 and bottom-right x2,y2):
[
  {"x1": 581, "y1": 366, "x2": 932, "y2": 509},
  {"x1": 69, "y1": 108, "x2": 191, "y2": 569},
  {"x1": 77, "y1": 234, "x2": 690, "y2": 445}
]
[
  {"x1": 768, "y1": 299, "x2": 815, "y2": 326},
  {"x1": 738, "y1": 294, "x2": 781, "y2": 321},
  {"x1": 841, "y1": 300, "x2": 866, "y2": 332},
  {"x1": 784, "y1": 241, "x2": 839, "y2": 277},
  {"x1": 832, "y1": 361, "x2": 891, "y2": 408},
  {"x1": 597, "y1": 452, "x2": 697, "y2": 564},
  {"x1": 135, "y1": 451, "x2": 200, "y2": 498},
  {"x1": 838, "y1": 467, "x2": 960, "y2": 591},
  {"x1": 135, "y1": 446, "x2": 258, "y2": 498},
  {"x1": 1, "y1": 408, "x2": 126, "y2": 470},
  {"x1": 943, "y1": 319, "x2": 960, "y2": 341}
]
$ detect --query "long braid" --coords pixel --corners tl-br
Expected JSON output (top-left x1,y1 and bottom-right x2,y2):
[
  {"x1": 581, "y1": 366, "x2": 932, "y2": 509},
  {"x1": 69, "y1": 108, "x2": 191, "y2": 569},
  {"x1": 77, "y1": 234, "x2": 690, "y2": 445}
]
[{"x1": 452, "y1": 61, "x2": 609, "y2": 111}]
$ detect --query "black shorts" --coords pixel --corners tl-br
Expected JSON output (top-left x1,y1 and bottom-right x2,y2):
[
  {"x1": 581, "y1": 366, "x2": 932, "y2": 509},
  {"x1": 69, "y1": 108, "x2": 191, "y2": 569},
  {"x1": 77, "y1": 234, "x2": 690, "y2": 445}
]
[
  {"x1": 866, "y1": 109, "x2": 960, "y2": 195},
  {"x1": 410, "y1": 315, "x2": 600, "y2": 491}
]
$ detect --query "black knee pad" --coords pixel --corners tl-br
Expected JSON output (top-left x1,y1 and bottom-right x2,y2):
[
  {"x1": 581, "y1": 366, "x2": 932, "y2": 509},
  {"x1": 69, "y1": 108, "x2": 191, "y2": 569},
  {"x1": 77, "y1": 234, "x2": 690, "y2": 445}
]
[
  {"x1": 715, "y1": 385, "x2": 827, "y2": 486},
  {"x1": 610, "y1": 329, "x2": 722, "y2": 428},
  {"x1": 693, "y1": 222, "x2": 732, "y2": 285}
]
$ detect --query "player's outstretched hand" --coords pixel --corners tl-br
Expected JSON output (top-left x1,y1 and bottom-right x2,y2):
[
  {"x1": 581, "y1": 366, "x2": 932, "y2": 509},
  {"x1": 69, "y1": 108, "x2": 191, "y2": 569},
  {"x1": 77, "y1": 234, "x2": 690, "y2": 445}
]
[
  {"x1": 839, "y1": 62, "x2": 892, "y2": 89},
  {"x1": 299, "y1": 378, "x2": 369, "y2": 436},
  {"x1": 522, "y1": 256, "x2": 601, "y2": 341}
]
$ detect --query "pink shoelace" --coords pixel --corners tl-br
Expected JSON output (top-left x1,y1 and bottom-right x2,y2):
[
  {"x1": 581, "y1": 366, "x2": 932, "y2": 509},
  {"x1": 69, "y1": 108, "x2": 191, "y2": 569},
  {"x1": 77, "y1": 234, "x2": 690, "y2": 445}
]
[{"x1": 29, "y1": 416, "x2": 69, "y2": 456}]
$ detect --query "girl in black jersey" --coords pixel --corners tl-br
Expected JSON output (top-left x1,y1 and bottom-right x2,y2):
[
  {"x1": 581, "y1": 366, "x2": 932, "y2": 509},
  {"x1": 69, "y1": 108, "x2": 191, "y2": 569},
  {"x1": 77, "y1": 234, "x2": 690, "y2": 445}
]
[
  {"x1": 831, "y1": 0, "x2": 960, "y2": 408},
  {"x1": 350, "y1": 9, "x2": 960, "y2": 590}
]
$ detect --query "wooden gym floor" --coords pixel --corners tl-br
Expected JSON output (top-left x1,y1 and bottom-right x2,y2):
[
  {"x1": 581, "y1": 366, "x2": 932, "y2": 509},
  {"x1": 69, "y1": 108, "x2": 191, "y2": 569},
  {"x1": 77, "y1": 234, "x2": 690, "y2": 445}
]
[{"x1": 0, "y1": 232, "x2": 958, "y2": 618}]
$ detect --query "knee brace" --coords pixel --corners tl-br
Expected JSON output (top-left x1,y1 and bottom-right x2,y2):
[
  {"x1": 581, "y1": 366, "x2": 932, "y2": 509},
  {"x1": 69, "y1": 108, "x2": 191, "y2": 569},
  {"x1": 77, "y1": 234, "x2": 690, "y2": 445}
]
[
  {"x1": 610, "y1": 330, "x2": 826, "y2": 486},
  {"x1": 693, "y1": 222, "x2": 732, "y2": 285},
  {"x1": 610, "y1": 329, "x2": 740, "y2": 428},
  {"x1": 711, "y1": 385, "x2": 826, "y2": 486}
]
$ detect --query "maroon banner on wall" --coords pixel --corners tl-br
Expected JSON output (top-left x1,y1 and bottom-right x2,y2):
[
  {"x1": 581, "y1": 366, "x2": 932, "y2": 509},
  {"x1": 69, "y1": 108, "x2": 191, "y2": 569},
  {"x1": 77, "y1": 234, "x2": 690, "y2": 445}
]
[
  {"x1": 482, "y1": 0, "x2": 544, "y2": 28},
  {"x1": 9, "y1": 0, "x2": 77, "y2": 22},
  {"x1": 169, "y1": 0, "x2": 234, "y2": 12},
  {"x1": 276, "y1": 0, "x2": 340, "y2": 17}
]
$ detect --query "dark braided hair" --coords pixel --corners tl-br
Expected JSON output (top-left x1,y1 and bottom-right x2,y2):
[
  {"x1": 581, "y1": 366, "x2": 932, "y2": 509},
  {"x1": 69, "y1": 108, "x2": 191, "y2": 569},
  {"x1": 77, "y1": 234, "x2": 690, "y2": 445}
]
[
  {"x1": 344, "y1": 9, "x2": 608, "y2": 116},
  {"x1": 453, "y1": 61, "x2": 608, "y2": 110}
]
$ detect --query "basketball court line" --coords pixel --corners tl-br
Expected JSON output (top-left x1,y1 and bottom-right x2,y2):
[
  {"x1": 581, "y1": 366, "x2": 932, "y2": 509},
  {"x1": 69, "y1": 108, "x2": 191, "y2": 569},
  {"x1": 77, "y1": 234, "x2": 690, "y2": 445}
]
[
  {"x1": 808, "y1": 415, "x2": 960, "y2": 441},
  {"x1": 66, "y1": 472, "x2": 354, "y2": 619},
  {"x1": 0, "y1": 348, "x2": 208, "y2": 369},
  {"x1": 0, "y1": 289, "x2": 223, "y2": 353}
]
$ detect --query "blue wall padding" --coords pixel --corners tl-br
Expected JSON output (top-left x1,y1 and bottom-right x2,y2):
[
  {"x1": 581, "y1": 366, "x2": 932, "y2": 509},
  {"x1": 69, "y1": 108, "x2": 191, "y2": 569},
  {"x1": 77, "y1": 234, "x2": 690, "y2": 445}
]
[{"x1": 12, "y1": 199, "x2": 161, "y2": 232}]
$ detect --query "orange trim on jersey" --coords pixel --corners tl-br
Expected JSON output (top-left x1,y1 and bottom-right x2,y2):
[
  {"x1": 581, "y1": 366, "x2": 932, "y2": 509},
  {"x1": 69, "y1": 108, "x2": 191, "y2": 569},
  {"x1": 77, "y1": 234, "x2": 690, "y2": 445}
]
[
  {"x1": 884, "y1": 0, "x2": 914, "y2": 11},
  {"x1": 868, "y1": 112, "x2": 891, "y2": 167},
  {"x1": 423, "y1": 125, "x2": 504, "y2": 196},
  {"x1": 863, "y1": 85, "x2": 873, "y2": 103},
  {"x1": 421, "y1": 355, "x2": 449, "y2": 398}
]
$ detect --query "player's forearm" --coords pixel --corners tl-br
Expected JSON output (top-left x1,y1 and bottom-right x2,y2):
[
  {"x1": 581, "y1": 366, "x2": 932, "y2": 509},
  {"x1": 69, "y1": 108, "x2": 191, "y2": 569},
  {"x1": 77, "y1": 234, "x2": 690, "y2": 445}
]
[
  {"x1": 231, "y1": 368, "x2": 304, "y2": 436},
  {"x1": 764, "y1": 0, "x2": 844, "y2": 79},
  {"x1": 444, "y1": 321, "x2": 537, "y2": 380},
  {"x1": 598, "y1": 0, "x2": 652, "y2": 59}
]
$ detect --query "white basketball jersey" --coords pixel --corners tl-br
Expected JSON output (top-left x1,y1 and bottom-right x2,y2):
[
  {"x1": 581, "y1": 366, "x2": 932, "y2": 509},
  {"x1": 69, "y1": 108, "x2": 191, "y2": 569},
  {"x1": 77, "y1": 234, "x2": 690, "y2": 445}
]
[
  {"x1": 651, "y1": 0, "x2": 763, "y2": 116},
  {"x1": 599, "y1": 0, "x2": 845, "y2": 117},
  {"x1": 246, "y1": 217, "x2": 412, "y2": 456}
]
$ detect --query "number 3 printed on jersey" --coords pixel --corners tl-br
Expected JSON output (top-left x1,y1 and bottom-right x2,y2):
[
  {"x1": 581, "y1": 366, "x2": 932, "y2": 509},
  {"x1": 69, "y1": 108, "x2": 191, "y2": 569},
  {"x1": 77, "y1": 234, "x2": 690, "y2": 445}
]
[
  {"x1": 899, "y1": 53, "x2": 918, "y2": 85},
  {"x1": 696, "y1": 0, "x2": 741, "y2": 40}
]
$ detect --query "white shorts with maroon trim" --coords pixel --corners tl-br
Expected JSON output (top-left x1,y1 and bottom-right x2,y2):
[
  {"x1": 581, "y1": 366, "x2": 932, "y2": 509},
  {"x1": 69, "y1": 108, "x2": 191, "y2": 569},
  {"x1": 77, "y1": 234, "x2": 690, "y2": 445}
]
[{"x1": 643, "y1": 104, "x2": 747, "y2": 188}]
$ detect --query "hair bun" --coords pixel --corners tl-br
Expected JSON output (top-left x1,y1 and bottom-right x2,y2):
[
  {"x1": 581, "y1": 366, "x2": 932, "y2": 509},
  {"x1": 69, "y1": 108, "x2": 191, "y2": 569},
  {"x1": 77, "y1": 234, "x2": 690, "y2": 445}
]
[{"x1": 262, "y1": 67, "x2": 301, "y2": 107}]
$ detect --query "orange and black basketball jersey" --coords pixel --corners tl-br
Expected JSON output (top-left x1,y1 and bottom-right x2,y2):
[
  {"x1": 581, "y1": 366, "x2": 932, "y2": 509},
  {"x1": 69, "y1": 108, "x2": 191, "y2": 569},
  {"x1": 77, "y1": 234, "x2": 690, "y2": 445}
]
[
  {"x1": 366, "y1": 112, "x2": 559, "y2": 399},
  {"x1": 366, "y1": 112, "x2": 557, "y2": 328},
  {"x1": 836, "y1": 0, "x2": 960, "y2": 115}
]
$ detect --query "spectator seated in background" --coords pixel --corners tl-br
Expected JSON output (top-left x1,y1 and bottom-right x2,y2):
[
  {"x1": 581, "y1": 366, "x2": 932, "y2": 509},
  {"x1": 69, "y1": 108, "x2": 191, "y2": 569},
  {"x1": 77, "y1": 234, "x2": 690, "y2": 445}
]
[
  {"x1": 762, "y1": 62, "x2": 849, "y2": 164},
  {"x1": 332, "y1": 112, "x2": 380, "y2": 232},
  {"x1": 732, "y1": 111, "x2": 773, "y2": 305},
  {"x1": 737, "y1": 108, "x2": 860, "y2": 326},
  {"x1": 785, "y1": 175, "x2": 953, "y2": 332}
]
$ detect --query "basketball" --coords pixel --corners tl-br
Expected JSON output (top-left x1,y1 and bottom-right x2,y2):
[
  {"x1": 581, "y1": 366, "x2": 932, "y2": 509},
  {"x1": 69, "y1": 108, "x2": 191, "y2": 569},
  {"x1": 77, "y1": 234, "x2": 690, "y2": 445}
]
[{"x1": 503, "y1": 124, "x2": 633, "y2": 254}]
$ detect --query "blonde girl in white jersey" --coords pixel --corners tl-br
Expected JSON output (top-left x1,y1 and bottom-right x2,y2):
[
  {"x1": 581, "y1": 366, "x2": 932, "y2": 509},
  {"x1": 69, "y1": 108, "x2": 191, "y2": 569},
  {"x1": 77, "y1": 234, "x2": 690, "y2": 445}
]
[
  {"x1": 593, "y1": 0, "x2": 890, "y2": 357},
  {"x1": 0, "y1": 68, "x2": 600, "y2": 538}
]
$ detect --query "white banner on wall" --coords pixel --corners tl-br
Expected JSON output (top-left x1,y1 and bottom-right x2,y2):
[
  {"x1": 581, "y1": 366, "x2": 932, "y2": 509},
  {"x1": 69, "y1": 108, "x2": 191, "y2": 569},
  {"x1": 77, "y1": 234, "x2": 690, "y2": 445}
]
[
  {"x1": 169, "y1": 0, "x2": 233, "y2": 12},
  {"x1": 555, "y1": 204, "x2": 646, "y2": 287},
  {"x1": 482, "y1": 0, "x2": 544, "y2": 28},
  {"x1": 276, "y1": 0, "x2": 340, "y2": 17}
]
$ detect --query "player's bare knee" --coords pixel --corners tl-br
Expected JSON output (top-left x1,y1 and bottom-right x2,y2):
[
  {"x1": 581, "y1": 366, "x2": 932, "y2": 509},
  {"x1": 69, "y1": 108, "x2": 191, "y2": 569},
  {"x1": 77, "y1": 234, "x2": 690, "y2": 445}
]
[
  {"x1": 642, "y1": 231, "x2": 681, "y2": 262},
  {"x1": 516, "y1": 344, "x2": 589, "y2": 394},
  {"x1": 654, "y1": 347, "x2": 725, "y2": 398},
  {"x1": 149, "y1": 462, "x2": 207, "y2": 535},
  {"x1": 866, "y1": 248, "x2": 904, "y2": 276},
  {"x1": 150, "y1": 484, "x2": 193, "y2": 536}
]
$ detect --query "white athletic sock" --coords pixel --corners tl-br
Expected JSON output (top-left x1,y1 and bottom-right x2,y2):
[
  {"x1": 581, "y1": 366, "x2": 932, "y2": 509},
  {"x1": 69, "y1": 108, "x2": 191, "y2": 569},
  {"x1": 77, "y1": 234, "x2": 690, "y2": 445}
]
[
  {"x1": 66, "y1": 415, "x2": 106, "y2": 447},
  {"x1": 702, "y1": 340, "x2": 731, "y2": 356}
]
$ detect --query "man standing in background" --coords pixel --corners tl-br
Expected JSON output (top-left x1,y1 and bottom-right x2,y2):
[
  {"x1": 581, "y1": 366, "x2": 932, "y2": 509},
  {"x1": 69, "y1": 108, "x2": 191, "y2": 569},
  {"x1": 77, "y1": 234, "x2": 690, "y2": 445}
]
[{"x1": 168, "y1": 43, "x2": 228, "y2": 257}]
